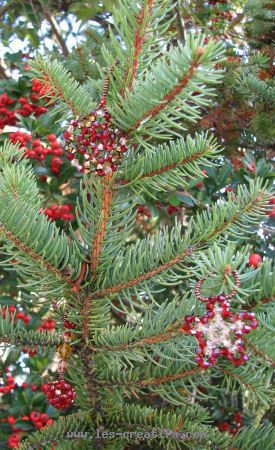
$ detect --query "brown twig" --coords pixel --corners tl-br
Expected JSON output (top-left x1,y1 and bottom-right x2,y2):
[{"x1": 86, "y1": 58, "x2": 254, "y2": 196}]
[
  {"x1": 41, "y1": 5, "x2": 69, "y2": 56},
  {"x1": 121, "y1": 0, "x2": 154, "y2": 97}
]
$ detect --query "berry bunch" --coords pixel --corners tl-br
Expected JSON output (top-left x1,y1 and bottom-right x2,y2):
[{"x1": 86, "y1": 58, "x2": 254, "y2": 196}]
[
  {"x1": 136, "y1": 205, "x2": 152, "y2": 232},
  {"x1": 167, "y1": 204, "x2": 181, "y2": 214},
  {"x1": 3, "y1": 411, "x2": 53, "y2": 448},
  {"x1": 29, "y1": 411, "x2": 53, "y2": 429},
  {"x1": 15, "y1": 96, "x2": 47, "y2": 118},
  {"x1": 9, "y1": 132, "x2": 64, "y2": 163},
  {"x1": 37, "y1": 319, "x2": 56, "y2": 331},
  {"x1": 0, "y1": 93, "x2": 16, "y2": 128},
  {"x1": 1, "y1": 305, "x2": 30, "y2": 325},
  {"x1": 31, "y1": 78, "x2": 54, "y2": 102},
  {"x1": 0, "y1": 375, "x2": 16, "y2": 394},
  {"x1": 181, "y1": 272, "x2": 258, "y2": 368},
  {"x1": 218, "y1": 411, "x2": 243, "y2": 435},
  {"x1": 64, "y1": 108, "x2": 127, "y2": 176},
  {"x1": 7, "y1": 432, "x2": 20, "y2": 449},
  {"x1": 43, "y1": 204, "x2": 74, "y2": 221}
]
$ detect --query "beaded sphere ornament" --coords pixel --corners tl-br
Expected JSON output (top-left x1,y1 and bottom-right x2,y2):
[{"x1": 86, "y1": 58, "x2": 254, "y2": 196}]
[
  {"x1": 64, "y1": 70, "x2": 127, "y2": 176},
  {"x1": 181, "y1": 271, "x2": 258, "y2": 369},
  {"x1": 44, "y1": 311, "x2": 77, "y2": 410}
]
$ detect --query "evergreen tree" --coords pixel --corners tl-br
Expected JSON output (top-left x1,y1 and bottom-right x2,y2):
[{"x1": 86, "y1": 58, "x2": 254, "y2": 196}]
[{"x1": 0, "y1": 1, "x2": 274, "y2": 449}]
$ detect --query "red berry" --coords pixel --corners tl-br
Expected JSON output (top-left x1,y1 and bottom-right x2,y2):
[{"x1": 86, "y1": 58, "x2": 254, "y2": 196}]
[
  {"x1": 248, "y1": 254, "x2": 262, "y2": 269},
  {"x1": 47, "y1": 134, "x2": 57, "y2": 142},
  {"x1": 30, "y1": 411, "x2": 41, "y2": 422}
]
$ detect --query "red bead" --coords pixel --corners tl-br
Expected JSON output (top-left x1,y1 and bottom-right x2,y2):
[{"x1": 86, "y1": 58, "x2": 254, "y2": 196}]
[
  {"x1": 64, "y1": 109, "x2": 127, "y2": 177},
  {"x1": 44, "y1": 379, "x2": 76, "y2": 410},
  {"x1": 185, "y1": 315, "x2": 195, "y2": 323},
  {"x1": 63, "y1": 130, "x2": 71, "y2": 140}
]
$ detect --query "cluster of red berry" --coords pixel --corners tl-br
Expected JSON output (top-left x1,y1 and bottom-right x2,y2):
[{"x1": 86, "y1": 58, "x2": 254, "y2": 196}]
[
  {"x1": 3, "y1": 411, "x2": 53, "y2": 449},
  {"x1": 31, "y1": 78, "x2": 54, "y2": 102},
  {"x1": 167, "y1": 204, "x2": 181, "y2": 214},
  {"x1": 136, "y1": 205, "x2": 152, "y2": 232},
  {"x1": 0, "y1": 88, "x2": 48, "y2": 131},
  {"x1": 211, "y1": 10, "x2": 233, "y2": 23},
  {"x1": 14, "y1": 96, "x2": 47, "y2": 118},
  {"x1": 9, "y1": 132, "x2": 64, "y2": 169},
  {"x1": 43, "y1": 204, "x2": 74, "y2": 221},
  {"x1": 1, "y1": 305, "x2": 30, "y2": 325},
  {"x1": 37, "y1": 318, "x2": 56, "y2": 331},
  {"x1": 217, "y1": 411, "x2": 243, "y2": 435},
  {"x1": 0, "y1": 93, "x2": 17, "y2": 128},
  {"x1": 208, "y1": 0, "x2": 227, "y2": 4},
  {"x1": 64, "y1": 108, "x2": 127, "y2": 176},
  {"x1": 0, "y1": 375, "x2": 16, "y2": 394}
]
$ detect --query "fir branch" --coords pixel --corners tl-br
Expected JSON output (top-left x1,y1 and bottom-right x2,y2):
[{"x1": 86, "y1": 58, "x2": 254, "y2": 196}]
[
  {"x1": 82, "y1": 175, "x2": 115, "y2": 339},
  {"x1": 107, "y1": 404, "x2": 229, "y2": 449},
  {"x1": 89, "y1": 181, "x2": 270, "y2": 299},
  {"x1": 121, "y1": 0, "x2": 154, "y2": 97},
  {"x1": 142, "y1": 367, "x2": 201, "y2": 386},
  {"x1": 121, "y1": 132, "x2": 220, "y2": 196},
  {"x1": 97, "y1": 367, "x2": 201, "y2": 387},
  {"x1": 243, "y1": 338, "x2": 275, "y2": 367},
  {"x1": 90, "y1": 175, "x2": 115, "y2": 274},
  {"x1": 221, "y1": 367, "x2": 257, "y2": 392},
  {"x1": 111, "y1": 33, "x2": 224, "y2": 140},
  {"x1": 231, "y1": 423, "x2": 275, "y2": 450},
  {"x1": 0, "y1": 223, "x2": 74, "y2": 289},
  {"x1": 127, "y1": 60, "x2": 198, "y2": 133},
  {"x1": 30, "y1": 55, "x2": 95, "y2": 116},
  {"x1": 18, "y1": 412, "x2": 91, "y2": 450}
]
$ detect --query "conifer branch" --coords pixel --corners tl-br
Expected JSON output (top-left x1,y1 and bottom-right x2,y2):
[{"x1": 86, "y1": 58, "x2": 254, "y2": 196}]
[
  {"x1": 126, "y1": 59, "x2": 199, "y2": 133},
  {"x1": 82, "y1": 174, "x2": 115, "y2": 340},
  {"x1": 140, "y1": 149, "x2": 207, "y2": 179},
  {"x1": 243, "y1": 338, "x2": 275, "y2": 367},
  {"x1": 18, "y1": 412, "x2": 91, "y2": 450},
  {"x1": 141, "y1": 367, "x2": 200, "y2": 386},
  {"x1": 220, "y1": 367, "x2": 257, "y2": 392},
  {"x1": 30, "y1": 55, "x2": 95, "y2": 116},
  {"x1": 121, "y1": 0, "x2": 154, "y2": 97},
  {"x1": 89, "y1": 183, "x2": 269, "y2": 299},
  {"x1": 0, "y1": 223, "x2": 74, "y2": 289}
]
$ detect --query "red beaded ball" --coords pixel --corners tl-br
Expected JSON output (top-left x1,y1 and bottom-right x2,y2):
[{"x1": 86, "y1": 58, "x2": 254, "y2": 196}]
[
  {"x1": 64, "y1": 109, "x2": 127, "y2": 176},
  {"x1": 44, "y1": 379, "x2": 76, "y2": 410}
]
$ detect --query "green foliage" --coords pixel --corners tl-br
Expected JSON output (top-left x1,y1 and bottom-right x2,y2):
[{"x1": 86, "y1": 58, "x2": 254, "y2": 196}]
[
  {"x1": 18, "y1": 412, "x2": 91, "y2": 450},
  {"x1": 0, "y1": 142, "x2": 83, "y2": 298},
  {"x1": 231, "y1": 423, "x2": 275, "y2": 450},
  {"x1": 30, "y1": 55, "x2": 95, "y2": 117},
  {"x1": 110, "y1": 34, "x2": 224, "y2": 142},
  {"x1": 0, "y1": 0, "x2": 274, "y2": 448},
  {"x1": 122, "y1": 132, "x2": 221, "y2": 197}
]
